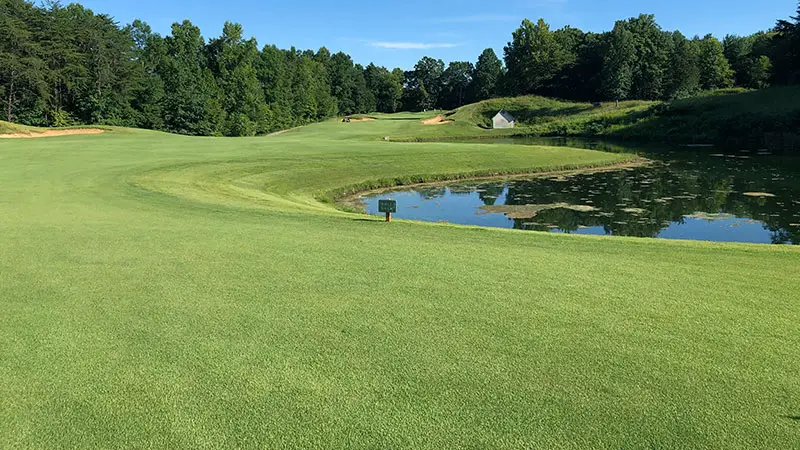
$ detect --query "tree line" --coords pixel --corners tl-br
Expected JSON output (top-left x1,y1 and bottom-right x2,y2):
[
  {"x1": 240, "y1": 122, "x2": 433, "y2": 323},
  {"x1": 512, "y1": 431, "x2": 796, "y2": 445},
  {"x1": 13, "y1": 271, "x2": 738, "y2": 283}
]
[{"x1": 1, "y1": 0, "x2": 798, "y2": 135}]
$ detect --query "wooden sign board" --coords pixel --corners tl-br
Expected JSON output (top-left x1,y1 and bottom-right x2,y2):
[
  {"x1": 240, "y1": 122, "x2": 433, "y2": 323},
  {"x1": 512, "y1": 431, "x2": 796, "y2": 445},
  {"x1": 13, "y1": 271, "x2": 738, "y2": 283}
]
[{"x1": 378, "y1": 199, "x2": 397, "y2": 214}]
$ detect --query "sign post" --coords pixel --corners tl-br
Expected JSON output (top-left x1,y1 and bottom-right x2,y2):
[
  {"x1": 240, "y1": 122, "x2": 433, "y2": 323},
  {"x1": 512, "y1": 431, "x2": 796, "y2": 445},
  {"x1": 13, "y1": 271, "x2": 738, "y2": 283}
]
[{"x1": 378, "y1": 199, "x2": 397, "y2": 223}]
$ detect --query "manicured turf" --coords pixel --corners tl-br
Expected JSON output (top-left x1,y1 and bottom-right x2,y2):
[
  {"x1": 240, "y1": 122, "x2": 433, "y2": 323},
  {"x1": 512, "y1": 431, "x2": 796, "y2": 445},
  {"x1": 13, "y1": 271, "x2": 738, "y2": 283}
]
[{"x1": 1, "y1": 115, "x2": 798, "y2": 448}]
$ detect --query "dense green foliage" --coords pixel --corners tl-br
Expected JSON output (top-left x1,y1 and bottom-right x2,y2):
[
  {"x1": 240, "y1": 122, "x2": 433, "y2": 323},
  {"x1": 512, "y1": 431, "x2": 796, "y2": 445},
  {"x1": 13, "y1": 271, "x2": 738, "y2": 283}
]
[
  {"x1": 0, "y1": 0, "x2": 401, "y2": 134},
  {"x1": 1, "y1": 117, "x2": 798, "y2": 448},
  {"x1": 1, "y1": 0, "x2": 799, "y2": 133}
]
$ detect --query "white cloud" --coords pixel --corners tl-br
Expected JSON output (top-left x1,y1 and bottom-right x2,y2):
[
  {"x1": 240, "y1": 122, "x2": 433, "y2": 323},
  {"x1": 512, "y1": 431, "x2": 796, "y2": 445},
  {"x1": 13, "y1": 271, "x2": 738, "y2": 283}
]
[{"x1": 369, "y1": 41, "x2": 459, "y2": 50}]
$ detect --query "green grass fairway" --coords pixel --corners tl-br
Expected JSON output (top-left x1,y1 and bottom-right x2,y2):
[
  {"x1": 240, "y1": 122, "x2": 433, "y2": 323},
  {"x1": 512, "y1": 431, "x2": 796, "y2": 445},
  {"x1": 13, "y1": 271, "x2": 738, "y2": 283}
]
[{"x1": 1, "y1": 115, "x2": 798, "y2": 449}]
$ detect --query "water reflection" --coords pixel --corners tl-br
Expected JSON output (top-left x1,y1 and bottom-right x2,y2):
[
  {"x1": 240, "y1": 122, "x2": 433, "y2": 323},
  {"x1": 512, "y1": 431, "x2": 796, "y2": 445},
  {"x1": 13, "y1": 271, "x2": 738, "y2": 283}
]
[{"x1": 363, "y1": 139, "x2": 800, "y2": 245}]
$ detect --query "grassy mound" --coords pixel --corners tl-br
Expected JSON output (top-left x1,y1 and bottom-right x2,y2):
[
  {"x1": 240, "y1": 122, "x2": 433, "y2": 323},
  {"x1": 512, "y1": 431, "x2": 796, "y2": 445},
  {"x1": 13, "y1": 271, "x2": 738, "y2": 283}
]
[
  {"x1": 618, "y1": 86, "x2": 800, "y2": 142},
  {"x1": 0, "y1": 120, "x2": 111, "y2": 137},
  {"x1": 452, "y1": 96, "x2": 656, "y2": 136},
  {"x1": 0, "y1": 120, "x2": 45, "y2": 134},
  {"x1": 0, "y1": 115, "x2": 798, "y2": 448},
  {"x1": 394, "y1": 86, "x2": 800, "y2": 145}
]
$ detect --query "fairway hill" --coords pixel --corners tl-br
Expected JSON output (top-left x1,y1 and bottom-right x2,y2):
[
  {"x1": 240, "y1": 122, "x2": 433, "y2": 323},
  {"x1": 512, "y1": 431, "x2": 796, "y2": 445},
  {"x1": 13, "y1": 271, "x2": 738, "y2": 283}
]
[
  {"x1": 0, "y1": 113, "x2": 798, "y2": 448},
  {"x1": 392, "y1": 86, "x2": 800, "y2": 147}
]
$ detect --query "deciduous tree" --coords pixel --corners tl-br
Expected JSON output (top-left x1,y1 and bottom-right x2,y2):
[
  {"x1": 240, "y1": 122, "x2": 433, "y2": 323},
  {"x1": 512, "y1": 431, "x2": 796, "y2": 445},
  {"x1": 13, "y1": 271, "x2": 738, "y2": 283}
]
[
  {"x1": 504, "y1": 18, "x2": 567, "y2": 95},
  {"x1": 469, "y1": 48, "x2": 503, "y2": 102}
]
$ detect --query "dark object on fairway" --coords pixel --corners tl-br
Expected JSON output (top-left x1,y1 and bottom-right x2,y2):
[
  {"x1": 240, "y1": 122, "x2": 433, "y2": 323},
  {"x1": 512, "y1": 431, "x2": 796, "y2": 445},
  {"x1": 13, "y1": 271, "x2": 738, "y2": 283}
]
[
  {"x1": 342, "y1": 117, "x2": 351, "y2": 123},
  {"x1": 592, "y1": 102, "x2": 602, "y2": 107},
  {"x1": 379, "y1": 199, "x2": 397, "y2": 222}
]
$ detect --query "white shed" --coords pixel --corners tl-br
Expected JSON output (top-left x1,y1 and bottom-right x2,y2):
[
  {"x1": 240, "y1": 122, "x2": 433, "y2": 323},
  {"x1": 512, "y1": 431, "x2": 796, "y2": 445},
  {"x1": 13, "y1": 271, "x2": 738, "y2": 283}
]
[{"x1": 492, "y1": 110, "x2": 516, "y2": 129}]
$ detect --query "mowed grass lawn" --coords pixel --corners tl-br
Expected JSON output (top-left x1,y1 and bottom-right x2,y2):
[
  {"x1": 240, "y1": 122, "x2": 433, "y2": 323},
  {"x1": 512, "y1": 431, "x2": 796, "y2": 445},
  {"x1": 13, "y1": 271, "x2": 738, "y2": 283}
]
[{"x1": 1, "y1": 115, "x2": 798, "y2": 449}]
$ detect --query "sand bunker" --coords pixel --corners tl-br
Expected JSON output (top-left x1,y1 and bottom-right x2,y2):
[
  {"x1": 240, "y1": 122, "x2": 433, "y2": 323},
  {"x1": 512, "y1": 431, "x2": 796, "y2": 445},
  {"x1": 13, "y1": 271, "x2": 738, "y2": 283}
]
[
  {"x1": 348, "y1": 117, "x2": 375, "y2": 122},
  {"x1": 742, "y1": 192, "x2": 776, "y2": 198},
  {"x1": 421, "y1": 115, "x2": 453, "y2": 125},
  {"x1": 0, "y1": 129, "x2": 105, "y2": 139}
]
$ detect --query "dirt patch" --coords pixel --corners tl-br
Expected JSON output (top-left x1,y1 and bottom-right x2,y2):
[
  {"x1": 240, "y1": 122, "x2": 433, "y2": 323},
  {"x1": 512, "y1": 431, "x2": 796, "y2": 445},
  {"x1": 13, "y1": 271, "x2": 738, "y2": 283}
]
[
  {"x1": 0, "y1": 128, "x2": 105, "y2": 139},
  {"x1": 267, "y1": 127, "x2": 302, "y2": 136},
  {"x1": 478, "y1": 203, "x2": 598, "y2": 219},
  {"x1": 421, "y1": 115, "x2": 453, "y2": 125},
  {"x1": 622, "y1": 208, "x2": 647, "y2": 215},
  {"x1": 685, "y1": 212, "x2": 736, "y2": 221}
]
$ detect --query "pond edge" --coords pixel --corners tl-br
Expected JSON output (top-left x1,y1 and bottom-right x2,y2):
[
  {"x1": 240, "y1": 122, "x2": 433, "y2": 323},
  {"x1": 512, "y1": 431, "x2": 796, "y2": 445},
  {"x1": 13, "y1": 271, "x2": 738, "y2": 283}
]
[{"x1": 324, "y1": 157, "x2": 650, "y2": 214}]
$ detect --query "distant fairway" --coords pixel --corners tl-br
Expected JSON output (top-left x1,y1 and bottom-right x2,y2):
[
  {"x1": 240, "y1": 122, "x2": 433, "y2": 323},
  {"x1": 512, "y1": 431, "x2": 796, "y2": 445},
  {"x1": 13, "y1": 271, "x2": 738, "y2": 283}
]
[{"x1": 1, "y1": 115, "x2": 798, "y2": 448}]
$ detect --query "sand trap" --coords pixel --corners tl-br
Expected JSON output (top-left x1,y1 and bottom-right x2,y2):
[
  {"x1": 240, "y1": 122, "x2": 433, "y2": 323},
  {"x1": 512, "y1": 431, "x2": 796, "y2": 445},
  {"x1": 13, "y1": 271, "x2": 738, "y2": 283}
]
[
  {"x1": 348, "y1": 118, "x2": 375, "y2": 122},
  {"x1": 421, "y1": 115, "x2": 453, "y2": 125},
  {"x1": 0, "y1": 128, "x2": 105, "y2": 139},
  {"x1": 743, "y1": 192, "x2": 776, "y2": 198}
]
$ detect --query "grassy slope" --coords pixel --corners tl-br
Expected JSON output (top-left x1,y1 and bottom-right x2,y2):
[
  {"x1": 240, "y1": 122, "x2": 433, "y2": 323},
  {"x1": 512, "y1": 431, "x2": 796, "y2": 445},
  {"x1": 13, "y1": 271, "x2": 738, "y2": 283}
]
[
  {"x1": 620, "y1": 86, "x2": 800, "y2": 142},
  {"x1": 384, "y1": 98, "x2": 658, "y2": 141},
  {"x1": 395, "y1": 86, "x2": 800, "y2": 144},
  {"x1": 0, "y1": 120, "x2": 45, "y2": 134},
  {"x1": 0, "y1": 120, "x2": 111, "y2": 135},
  {"x1": 0, "y1": 116, "x2": 798, "y2": 448}
]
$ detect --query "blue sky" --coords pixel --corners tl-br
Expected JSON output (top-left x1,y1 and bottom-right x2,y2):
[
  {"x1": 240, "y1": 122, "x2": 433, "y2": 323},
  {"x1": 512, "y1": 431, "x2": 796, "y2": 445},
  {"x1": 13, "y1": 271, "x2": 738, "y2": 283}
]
[{"x1": 76, "y1": 0, "x2": 795, "y2": 69}]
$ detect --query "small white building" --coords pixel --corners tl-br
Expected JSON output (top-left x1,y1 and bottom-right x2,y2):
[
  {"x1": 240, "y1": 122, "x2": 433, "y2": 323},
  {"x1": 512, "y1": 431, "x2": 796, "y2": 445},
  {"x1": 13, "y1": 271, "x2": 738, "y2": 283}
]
[{"x1": 492, "y1": 110, "x2": 516, "y2": 129}]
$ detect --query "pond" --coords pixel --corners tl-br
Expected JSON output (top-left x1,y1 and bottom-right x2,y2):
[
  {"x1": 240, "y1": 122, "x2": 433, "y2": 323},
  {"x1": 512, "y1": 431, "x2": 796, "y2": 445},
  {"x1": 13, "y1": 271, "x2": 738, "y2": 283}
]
[{"x1": 361, "y1": 138, "x2": 800, "y2": 245}]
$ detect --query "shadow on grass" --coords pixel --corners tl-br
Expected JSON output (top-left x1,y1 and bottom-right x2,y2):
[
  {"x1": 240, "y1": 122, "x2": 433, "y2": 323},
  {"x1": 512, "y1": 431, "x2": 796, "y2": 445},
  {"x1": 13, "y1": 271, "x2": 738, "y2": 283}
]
[{"x1": 783, "y1": 415, "x2": 800, "y2": 421}]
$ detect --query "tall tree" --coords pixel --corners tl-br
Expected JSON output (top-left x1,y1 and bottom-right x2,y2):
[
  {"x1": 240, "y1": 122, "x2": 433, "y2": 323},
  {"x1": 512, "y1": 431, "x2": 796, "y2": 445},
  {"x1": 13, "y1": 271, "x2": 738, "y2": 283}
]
[
  {"x1": 328, "y1": 52, "x2": 357, "y2": 115},
  {"x1": 695, "y1": 34, "x2": 734, "y2": 90},
  {"x1": 38, "y1": 1, "x2": 88, "y2": 124},
  {"x1": 257, "y1": 44, "x2": 291, "y2": 131},
  {"x1": 352, "y1": 64, "x2": 375, "y2": 114},
  {"x1": 771, "y1": 2, "x2": 800, "y2": 85},
  {"x1": 504, "y1": 18, "x2": 567, "y2": 95},
  {"x1": 161, "y1": 20, "x2": 222, "y2": 135},
  {"x1": 127, "y1": 20, "x2": 166, "y2": 130},
  {"x1": 665, "y1": 31, "x2": 700, "y2": 98},
  {"x1": 569, "y1": 32, "x2": 607, "y2": 100},
  {"x1": 413, "y1": 56, "x2": 444, "y2": 108},
  {"x1": 440, "y1": 61, "x2": 473, "y2": 109},
  {"x1": 626, "y1": 15, "x2": 670, "y2": 100},
  {"x1": 365, "y1": 63, "x2": 402, "y2": 113},
  {"x1": 601, "y1": 20, "x2": 635, "y2": 101},
  {"x1": 401, "y1": 70, "x2": 431, "y2": 111},
  {"x1": 724, "y1": 34, "x2": 755, "y2": 86},
  {"x1": 207, "y1": 22, "x2": 268, "y2": 136},
  {"x1": 724, "y1": 33, "x2": 773, "y2": 88},
  {"x1": 547, "y1": 26, "x2": 584, "y2": 98},
  {"x1": 469, "y1": 48, "x2": 503, "y2": 102},
  {"x1": 0, "y1": 0, "x2": 47, "y2": 123}
]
